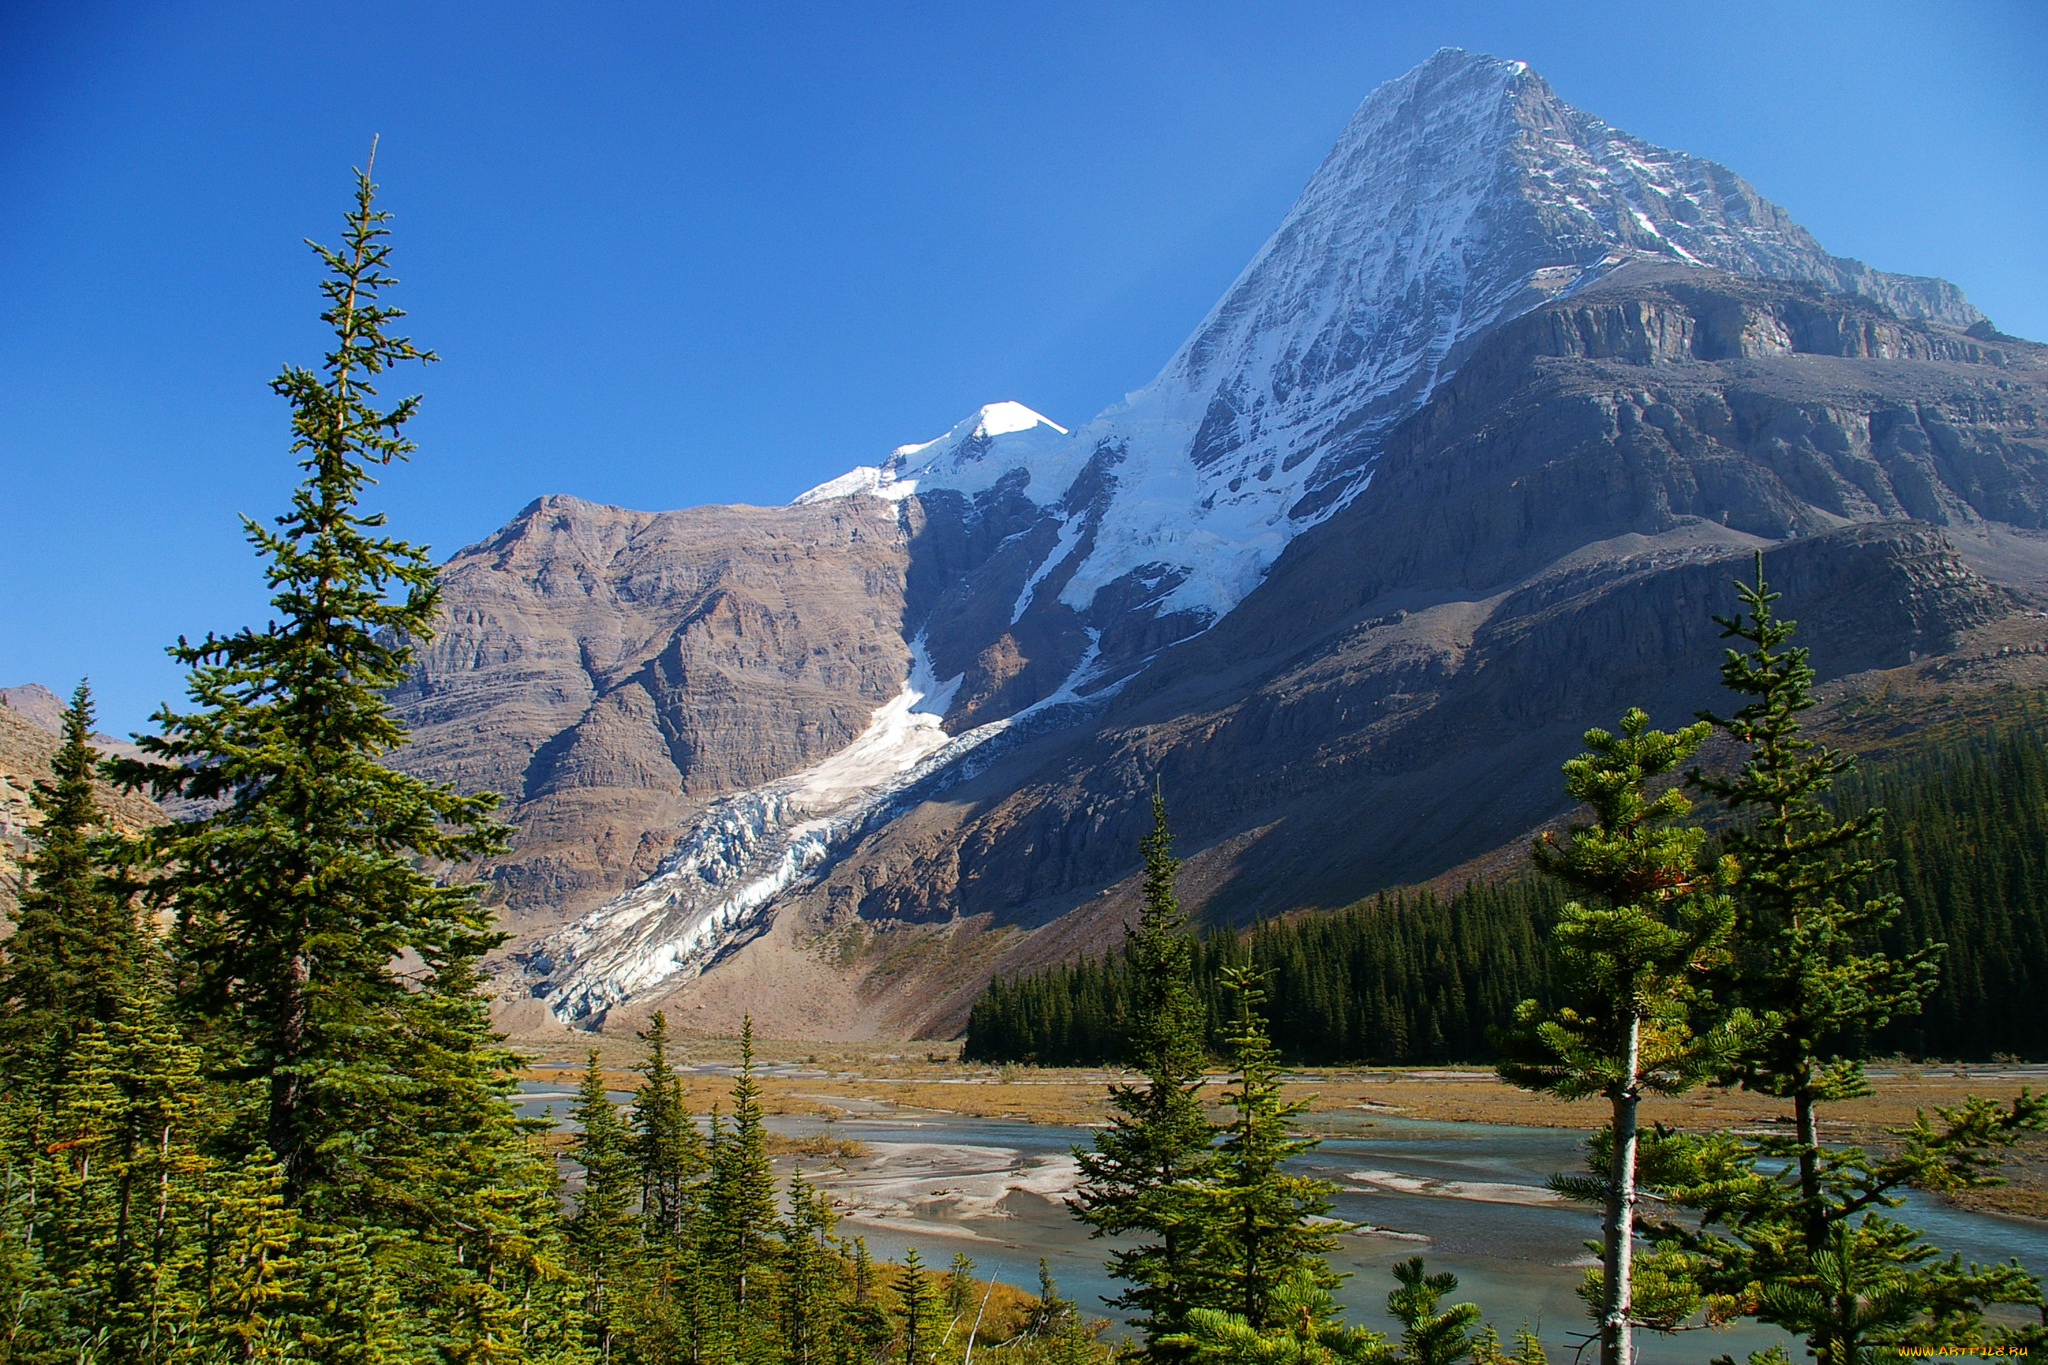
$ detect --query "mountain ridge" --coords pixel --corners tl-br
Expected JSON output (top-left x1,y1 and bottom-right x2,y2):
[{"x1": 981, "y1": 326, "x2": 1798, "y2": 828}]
[{"x1": 382, "y1": 49, "x2": 2046, "y2": 1037}]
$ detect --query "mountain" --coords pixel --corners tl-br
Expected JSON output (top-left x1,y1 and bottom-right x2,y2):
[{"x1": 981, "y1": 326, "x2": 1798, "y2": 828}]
[{"x1": 389, "y1": 49, "x2": 2048, "y2": 1038}]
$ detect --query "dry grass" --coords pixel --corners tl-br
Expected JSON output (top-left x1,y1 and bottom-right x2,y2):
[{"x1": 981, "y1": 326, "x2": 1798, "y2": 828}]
[{"x1": 762, "y1": 1132, "x2": 872, "y2": 1162}]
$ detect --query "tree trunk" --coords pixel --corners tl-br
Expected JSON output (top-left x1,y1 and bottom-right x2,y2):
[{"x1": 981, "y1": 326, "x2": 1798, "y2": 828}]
[
  {"x1": 1795, "y1": 1085, "x2": 1824, "y2": 1245},
  {"x1": 270, "y1": 946, "x2": 311, "y2": 1204},
  {"x1": 1601, "y1": 1012, "x2": 1642, "y2": 1365}
]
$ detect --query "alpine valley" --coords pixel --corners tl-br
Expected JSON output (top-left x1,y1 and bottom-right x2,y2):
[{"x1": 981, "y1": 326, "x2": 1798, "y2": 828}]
[{"x1": 384, "y1": 49, "x2": 2048, "y2": 1040}]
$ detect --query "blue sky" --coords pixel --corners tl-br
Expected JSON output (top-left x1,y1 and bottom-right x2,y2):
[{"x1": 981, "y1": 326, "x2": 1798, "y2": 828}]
[{"x1": 4, "y1": 0, "x2": 2044, "y2": 733}]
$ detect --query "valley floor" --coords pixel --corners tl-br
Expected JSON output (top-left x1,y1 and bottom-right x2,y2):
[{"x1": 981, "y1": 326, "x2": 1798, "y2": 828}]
[{"x1": 515, "y1": 1034, "x2": 2048, "y2": 1220}]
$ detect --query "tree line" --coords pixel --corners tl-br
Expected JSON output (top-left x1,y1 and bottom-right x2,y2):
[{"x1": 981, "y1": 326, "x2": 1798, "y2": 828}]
[
  {"x1": 963, "y1": 878, "x2": 1565, "y2": 1068},
  {"x1": 965, "y1": 711, "x2": 2048, "y2": 1069}
]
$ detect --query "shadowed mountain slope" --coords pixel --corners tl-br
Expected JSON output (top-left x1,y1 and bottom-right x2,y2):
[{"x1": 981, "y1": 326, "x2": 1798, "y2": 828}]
[{"x1": 386, "y1": 51, "x2": 2048, "y2": 1039}]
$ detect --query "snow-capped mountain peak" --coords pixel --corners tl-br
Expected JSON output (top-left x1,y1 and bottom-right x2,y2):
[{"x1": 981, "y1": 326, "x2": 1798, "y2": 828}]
[
  {"x1": 793, "y1": 401, "x2": 1069, "y2": 505},
  {"x1": 517, "y1": 50, "x2": 1990, "y2": 1025},
  {"x1": 797, "y1": 48, "x2": 1979, "y2": 662}
]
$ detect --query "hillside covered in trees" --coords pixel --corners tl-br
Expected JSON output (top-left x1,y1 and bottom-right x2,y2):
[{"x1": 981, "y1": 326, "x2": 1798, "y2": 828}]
[{"x1": 965, "y1": 707, "x2": 2048, "y2": 1068}]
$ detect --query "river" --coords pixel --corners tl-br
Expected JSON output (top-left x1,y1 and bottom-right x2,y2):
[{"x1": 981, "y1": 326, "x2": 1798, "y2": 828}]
[{"x1": 515, "y1": 1085, "x2": 2048, "y2": 1362}]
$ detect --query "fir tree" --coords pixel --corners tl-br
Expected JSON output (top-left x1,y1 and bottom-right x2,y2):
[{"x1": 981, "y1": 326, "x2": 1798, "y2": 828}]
[
  {"x1": 0, "y1": 1099, "x2": 67, "y2": 1361},
  {"x1": 568, "y1": 1049, "x2": 639, "y2": 1358},
  {"x1": 1495, "y1": 708, "x2": 1750, "y2": 1365},
  {"x1": 895, "y1": 1249, "x2": 941, "y2": 1365},
  {"x1": 1192, "y1": 966, "x2": 1345, "y2": 1333},
  {"x1": 0, "y1": 682, "x2": 137, "y2": 1094},
  {"x1": 115, "y1": 143, "x2": 511, "y2": 1220},
  {"x1": 1689, "y1": 557, "x2": 1941, "y2": 1246},
  {"x1": 705, "y1": 1018, "x2": 777, "y2": 1309},
  {"x1": 1071, "y1": 793, "x2": 1216, "y2": 1354},
  {"x1": 1659, "y1": 562, "x2": 2048, "y2": 1363},
  {"x1": 1018, "y1": 1262, "x2": 1100, "y2": 1365},
  {"x1": 1615, "y1": 564, "x2": 2048, "y2": 1364},
  {"x1": 632, "y1": 1012, "x2": 702, "y2": 1249},
  {"x1": 1163, "y1": 1266, "x2": 1391, "y2": 1365},
  {"x1": 108, "y1": 148, "x2": 572, "y2": 1354},
  {"x1": 779, "y1": 1172, "x2": 841, "y2": 1365},
  {"x1": 37, "y1": 965, "x2": 214, "y2": 1357},
  {"x1": 943, "y1": 1252, "x2": 975, "y2": 1334},
  {"x1": 839, "y1": 1238, "x2": 893, "y2": 1365}
]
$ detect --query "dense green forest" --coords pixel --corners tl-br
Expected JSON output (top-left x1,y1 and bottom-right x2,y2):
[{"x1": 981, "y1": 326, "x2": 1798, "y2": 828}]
[
  {"x1": 965, "y1": 709, "x2": 2048, "y2": 1068},
  {"x1": 964, "y1": 878, "x2": 1566, "y2": 1066}
]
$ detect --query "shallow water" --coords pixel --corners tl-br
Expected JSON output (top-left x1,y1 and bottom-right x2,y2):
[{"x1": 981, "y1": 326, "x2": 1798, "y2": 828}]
[{"x1": 517, "y1": 1084, "x2": 2048, "y2": 1361}]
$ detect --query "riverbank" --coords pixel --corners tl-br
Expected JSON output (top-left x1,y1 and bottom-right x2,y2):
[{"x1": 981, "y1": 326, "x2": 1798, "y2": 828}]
[{"x1": 516, "y1": 1034, "x2": 2048, "y2": 1219}]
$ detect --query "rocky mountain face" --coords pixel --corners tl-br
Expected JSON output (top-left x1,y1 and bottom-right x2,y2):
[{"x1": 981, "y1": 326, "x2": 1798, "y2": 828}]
[{"x1": 388, "y1": 49, "x2": 2048, "y2": 1038}]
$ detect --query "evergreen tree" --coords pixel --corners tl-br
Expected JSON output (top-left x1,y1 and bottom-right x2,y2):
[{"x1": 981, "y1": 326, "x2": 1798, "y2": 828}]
[
  {"x1": 779, "y1": 1173, "x2": 841, "y2": 1365},
  {"x1": 1192, "y1": 967, "x2": 1345, "y2": 1333},
  {"x1": 1164, "y1": 1265, "x2": 1392, "y2": 1365},
  {"x1": 1018, "y1": 1262, "x2": 1101, "y2": 1365},
  {"x1": 116, "y1": 143, "x2": 512, "y2": 1219},
  {"x1": 706, "y1": 1018, "x2": 778, "y2": 1309},
  {"x1": 1495, "y1": 708, "x2": 1750, "y2": 1365},
  {"x1": 632, "y1": 1013, "x2": 703, "y2": 1249},
  {"x1": 568, "y1": 1049, "x2": 639, "y2": 1358},
  {"x1": 965, "y1": 876, "x2": 1563, "y2": 1071},
  {"x1": 0, "y1": 682, "x2": 137, "y2": 1094},
  {"x1": 839, "y1": 1238, "x2": 893, "y2": 1365},
  {"x1": 109, "y1": 148, "x2": 571, "y2": 1354},
  {"x1": 1648, "y1": 562, "x2": 2048, "y2": 1363},
  {"x1": 894, "y1": 1249, "x2": 941, "y2": 1365},
  {"x1": 1071, "y1": 793, "x2": 1216, "y2": 1354},
  {"x1": 37, "y1": 964, "x2": 215, "y2": 1357},
  {"x1": 943, "y1": 1253, "x2": 975, "y2": 1334},
  {"x1": 1385, "y1": 1259, "x2": 1482, "y2": 1365},
  {"x1": 1689, "y1": 557, "x2": 1941, "y2": 1246},
  {"x1": 0, "y1": 1092, "x2": 67, "y2": 1361}
]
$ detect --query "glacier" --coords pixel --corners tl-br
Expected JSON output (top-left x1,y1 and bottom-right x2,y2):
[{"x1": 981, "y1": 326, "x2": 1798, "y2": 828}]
[{"x1": 528, "y1": 46, "x2": 1984, "y2": 1022}]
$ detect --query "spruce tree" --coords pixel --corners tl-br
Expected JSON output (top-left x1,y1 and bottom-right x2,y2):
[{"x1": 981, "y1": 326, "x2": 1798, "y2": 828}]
[
  {"x1": 1071, "y1": 793, "x2": 1216, "y2": 1354},
  {"x1": 779, "y1": 1172, "x2": 841, "y2": 1365},
  {"x1": 1191, "y1": 966, "x2": 1345, "y2": 1333},
  {"x1": 110, "y1": 148, "x2": 572, "y2": 1353},
  {"x1": 568, "y1": 1049, "x2": 639, "y2": 1358},
  {"x1": 0, "y1": 682, "x2": 137, "y2": 1094},
  {"x1": 706, "y1": 1018, "x2": 778, "y2": 1309},
  {"x1": 1649, "y1": 561, "x2": 2048, "y2": 1363},
  {"x1": 1019, "y1": 1262, "x2": 1101, "y2": 1365},
  {"x1": 116, "y1": 144, "x2": 511, "y2": 1217},
  {"x1": 632, "y1": 1012, "x2": 703, "y2": 1248},
  {"x1": 37, "y1": 964, "x2": 216, "y2": 1356},
  {"x1": 1688, "y1": 558, "x2": 1940, "y2": 1243},
  {"x1": 1495, "y1": 708, "x2": 1750, "y2": 1365},
  {"x1": 944, "y1": 1252, "x2": 975, "y2": 1333},
  {"x1": 839, "y1": 1238, "x2": 894, "y2": 1365},
  {"x1": 895, "y1": 1249, "x2": 941, "y2": 1365},
  {"x1": 1163, "y1": 1265, "x2": 1392, "y2": 1365}
]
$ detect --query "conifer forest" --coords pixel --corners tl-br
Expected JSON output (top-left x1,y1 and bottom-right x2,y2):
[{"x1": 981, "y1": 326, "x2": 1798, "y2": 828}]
[{"x1": 3, "y1": 163, "x2": 2046, "y2": 1364}]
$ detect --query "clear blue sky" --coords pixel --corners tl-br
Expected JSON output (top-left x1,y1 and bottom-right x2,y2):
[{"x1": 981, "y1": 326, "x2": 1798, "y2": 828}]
[{"x1": 4, "y1": 1, "x2": 2044, "y2": 733}]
